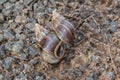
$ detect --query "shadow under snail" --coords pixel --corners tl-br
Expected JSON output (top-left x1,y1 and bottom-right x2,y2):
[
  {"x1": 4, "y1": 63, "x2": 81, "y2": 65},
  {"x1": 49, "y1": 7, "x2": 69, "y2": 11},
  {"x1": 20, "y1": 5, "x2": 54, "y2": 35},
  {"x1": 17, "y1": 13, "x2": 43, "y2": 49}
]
[{"x1": 35, "y1": 10, "x2": 75, "y2": 64}]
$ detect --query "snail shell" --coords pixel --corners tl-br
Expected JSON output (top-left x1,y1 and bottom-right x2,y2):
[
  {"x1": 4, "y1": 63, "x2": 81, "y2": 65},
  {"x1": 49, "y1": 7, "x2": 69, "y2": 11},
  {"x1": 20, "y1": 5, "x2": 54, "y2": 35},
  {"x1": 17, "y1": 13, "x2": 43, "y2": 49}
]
[
  {"x1": 35, "y1": 23, "x2": 65, "y2": 64},
  {"x1": 52, "y1": 10, "x2": 75, "y2": 44}
]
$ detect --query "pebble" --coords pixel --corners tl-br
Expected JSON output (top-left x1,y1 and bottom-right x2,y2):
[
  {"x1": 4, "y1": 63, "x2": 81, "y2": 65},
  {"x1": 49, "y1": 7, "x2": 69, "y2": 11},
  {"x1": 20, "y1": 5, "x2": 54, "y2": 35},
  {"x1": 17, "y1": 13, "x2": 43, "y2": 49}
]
[
  {"x1": 71, "y1": 68, "x2": 82, "y2": 77},
  {"x1": 110, "y1": 21, "x2": 118, "y2": 32},
  {"x1": 9, "y1": 22, "x2": 18, "y2": 28},
  {"x1": 3, "y1": 30, "x2": 15, "y2": 40},
  {"x1": 0, "y1": 34, "x2": 3, "y2": 41},
  {"x1": 35, "y1": 76, "x2": 43, "y2": 80},
  {"x1": 23, "y1": 0, "x2": 32, "y2": 5},
  {"x1": 24, "y1": 63, "x2": 30, "y2": 72},
  {"x1": 0, "y1": 0, "x2": 7, "y2": 4},
  {"x1": 0, "y1": 74, "x2": 4, "y2": 80},
  {"x1": 30, "y1": 58, "x2": 39, "y2": 65},
  {"x1": 0, "y1": 13, "x2": 4, "y2": 22},
  {"x1": 5, "y1": 42, "x2": 14, "y2": 51},
  {"x1": 9, "y1": 0, "x2": 16, "y2": 3},
  {"x1": 3, "y1": 57, "x2": 14, "y2": 69},
  {"x1": 90, "y1": 55, "x2": 100, "y2": 63},
  {"x1": 25, "y1": 23, "x2": 35, "y2": 31},
  {"x1": 12, "y1": 40, "x2": 24, "y2": 52},
  {"x1": 105, "y1": 72, "x2": 115, "y2": 80},
  {"x1": 0, "y1": 45, "x2": 5, "y2": 58},
  {"x1": 28, "y1": 46, "x2": 38, "y2": 58},
  {"x1": 2, "y1": 9, "x2": 12, "y2": 16},
  {"x1": 15, "y1": 15, "x2": 27, "y2": 24},
  {"x1": 15, "y1": 33, "x2": 26, "y2": 40},
  {"x1": 3, "y1": 2, "x2": 14, "y2": 9},
  {"x1": 15, "y1": 72, "x2": 27, "y2": 80},
  {"x1": 19, "y1": 53, "x2": 26, "y2": 61}
]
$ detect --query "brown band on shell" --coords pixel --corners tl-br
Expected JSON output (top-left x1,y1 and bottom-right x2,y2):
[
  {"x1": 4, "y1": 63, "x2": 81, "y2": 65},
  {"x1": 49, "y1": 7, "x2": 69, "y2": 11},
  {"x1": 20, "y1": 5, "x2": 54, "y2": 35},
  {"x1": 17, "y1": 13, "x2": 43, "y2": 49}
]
[
  {"x1": 42, "y1": 33, "x2": 60, "y2": 55},
  {"x1": 53, "y1": 24, "x2": 74, "y2": 44},
  {"x1": 61, "y1": 19, "x2": 75, "y2": 35}
]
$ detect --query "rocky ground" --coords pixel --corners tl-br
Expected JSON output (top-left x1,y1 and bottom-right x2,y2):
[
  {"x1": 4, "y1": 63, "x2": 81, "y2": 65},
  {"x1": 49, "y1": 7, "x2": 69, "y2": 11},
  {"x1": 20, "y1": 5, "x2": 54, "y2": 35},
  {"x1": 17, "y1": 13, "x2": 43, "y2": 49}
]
[{"x1": 0, "y1": 0, "x2": 120, "y2": 80}]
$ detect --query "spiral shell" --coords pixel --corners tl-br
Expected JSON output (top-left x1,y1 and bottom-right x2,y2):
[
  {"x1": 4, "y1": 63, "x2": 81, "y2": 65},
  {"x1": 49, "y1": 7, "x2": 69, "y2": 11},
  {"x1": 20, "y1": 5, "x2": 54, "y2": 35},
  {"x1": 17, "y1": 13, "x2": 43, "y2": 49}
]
[
  {"x1": 35, "y1": 24, "x2": 65, "y2": 64},
  {"x1": 52, "y1": 10, "x2": 75, "y2": 44}
]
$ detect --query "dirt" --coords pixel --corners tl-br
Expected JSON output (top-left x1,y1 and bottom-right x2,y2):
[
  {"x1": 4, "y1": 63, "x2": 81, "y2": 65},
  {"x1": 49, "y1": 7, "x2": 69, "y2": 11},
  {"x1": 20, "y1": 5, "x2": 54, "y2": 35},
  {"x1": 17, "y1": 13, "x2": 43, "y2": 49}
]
[{"x1": 0, "y1": 0, "x2": 120, "y2": 80}]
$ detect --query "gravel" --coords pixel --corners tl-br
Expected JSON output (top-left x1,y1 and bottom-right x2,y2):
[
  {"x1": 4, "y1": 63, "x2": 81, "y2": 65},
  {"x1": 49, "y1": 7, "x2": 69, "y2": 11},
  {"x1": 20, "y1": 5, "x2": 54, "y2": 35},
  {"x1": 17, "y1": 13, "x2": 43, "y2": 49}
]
[
  {"x1": 2, "y1": 57, "x2": 14, "y2": 69},
  {"x1": 110, "y1": 21, "x2": 118, "y2": 32},
  {"x1": 0, "y1": 0, "x2": 7, "y2": 4},
  {"x1": 3, "y1": 30, "x2": 15, "y2": 40},
  {"x1": 15, "y1": 15, "x2": 27, "y2": 24},
  {"x1": 0, "y1": 13, "x2": 4, "y2": 22},
  {"x1": 0, "y1": 34, "x2": 3, "y2": 41},
  {"x1": 28, "y1": 46, "x2": 38, "y2": 58},
  {"x1": 12, "y1": 40, "x2": 24, "y2": 52}
]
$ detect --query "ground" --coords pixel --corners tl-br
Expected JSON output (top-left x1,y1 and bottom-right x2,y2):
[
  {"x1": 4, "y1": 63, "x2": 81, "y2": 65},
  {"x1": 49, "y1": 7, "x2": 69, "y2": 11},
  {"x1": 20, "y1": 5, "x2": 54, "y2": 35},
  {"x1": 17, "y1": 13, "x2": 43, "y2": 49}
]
[{"x1": 0, "y1": 0, "x2": 120, "y2": 80}]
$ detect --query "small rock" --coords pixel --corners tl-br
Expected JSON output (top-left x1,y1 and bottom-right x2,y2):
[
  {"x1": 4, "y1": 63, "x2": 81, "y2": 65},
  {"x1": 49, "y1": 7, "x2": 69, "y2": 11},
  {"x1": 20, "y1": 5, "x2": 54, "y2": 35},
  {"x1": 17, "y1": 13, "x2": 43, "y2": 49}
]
[
  {"x1": 71, "y1": 68, "x2": 82, "y2": 77},
  {"x1": 3, "y1": 30, "x2": 15, "y2": 40},
  {"x1": 23, "y1": 0, "x2": 32, "y2": 5},
  {"x1": 12, "y1": 40, "x2": 24, "y2": 52},
  {"x1": 90, "y1": 55, "x2": 100, "y2": 63},
  {"x1": 0, "y1": 34, "x2": 3, "y2": 41},
  {"x1": 15, "y1": 15, "x2": 27, "y2": 24},
  {"x1": 24, "y1": 64, "x2": 30, "y2": 71},
  {"x1": 110, "y1": 21, "x2": 118, "y2": 32},
  {"x1": 35, "y1": 76, "x2": 43, "y2": 80},
  {"x1": 105, "y1": 72, "x2": 115, "y2": 80},
  {"x1": 3, "y1": 57, "x2": 14, "y2": 69},
  {"x1": 0, "y1": 74, "x2": 4, "y2": 80},
  {"x1": 25, "y1": 23, "x2": 35, "y2": 31},
  {"x1": 9, "y1": 0, "x2": 16, "y2": 3},
  {"x1": 0, "y1": 45, "x2": 5, "y2": 58},
  {"x1": 28, "y1": 46, "x2": 38, "y2": 58},
  {"x1": 30, "y1": 58, "x2": 39, "y2": 65},
  {"x1": 15, "y1": 72, "x2": 27, "y2": 80},
  {"x1": 2, "y1": 9, "x2": 12, "y2": 16},
  {"x1": 20, "y1": 53, "x2": 26, "y2": 61},
  {"x1": 0, "y1": 0, "x2": 7, "y2": 4},
  {"x1": 9, "y1": 22, "x2": 18, "y2": 28},
  {"x1": 3, "y1": 2, "x2": 14, "y2": 9},
  {"x1": 5, "y1": 42, "x2": 14, "y2": 51},
  {"x1": 15, "y1": 33, "x2": 26, "y2": 40},
  {"x1": 0, "y1": 13, "x2": 4, "y2": 22}
]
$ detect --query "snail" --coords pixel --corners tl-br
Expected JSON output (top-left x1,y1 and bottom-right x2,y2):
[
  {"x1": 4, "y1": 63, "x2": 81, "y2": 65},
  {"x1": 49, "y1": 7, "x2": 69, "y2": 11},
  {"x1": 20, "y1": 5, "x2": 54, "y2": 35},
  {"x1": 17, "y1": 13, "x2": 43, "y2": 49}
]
[
  {"x1": 35, "y1": 10, "x2": 75, "y2": 64},
  {"x1": 52, "y1": 10, "x2": 75, "y2": 44},
  {"x1": 35, "y1": 24, "x2": 65, "y2": 64}
]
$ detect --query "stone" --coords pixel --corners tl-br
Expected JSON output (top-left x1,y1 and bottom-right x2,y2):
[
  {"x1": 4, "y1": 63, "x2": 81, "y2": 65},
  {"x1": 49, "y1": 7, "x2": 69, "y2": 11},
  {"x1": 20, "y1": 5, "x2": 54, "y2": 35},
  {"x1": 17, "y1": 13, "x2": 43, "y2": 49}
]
[
  {"x1": 12, "y1": 40, "x2": 24, "y2": 52},
  {"x1": 25, "y1": 23, "x2": 35, "y2": 31},
  {"x1": 0, "y1": 74, "x2": 4, "y2": 80},
  {"x1": 20, "y1": 53, "x2": 26, "y2": 61},
  {"x1": 28, "y1": 46, "x2": 38, "y2": 58},
  {"x1": 23, "y1": 0, "x2": 32, "y2": 5},
  {"x1": 0, "y1": 0, "x2": 7, "y2": 4},
  {"x1": 0, "y1": 13, "x2": 4, "y2": 22},
  {"x1": 0, "y1": 45, "x2": 5, "y2": 58},
  {"x1": 0, "y1": 34, "x2": 3, "y2": 41},
  {"x1": 35, "y1": 76, "x2": 43, "y2": 80},
  {"x1": 5, "y1": 42, "x2": 14, "y2": 51},
  {"x1": 110, "y1": 21, "x2": 118, "y2": 32},
  {"x1": 15, "y1": 15, "x2": 27, "y2": 24},
  {"x1": 24, "y1": 64, "x2": 30, "y2": 71},
  {"x1": 3, "y1": 30, "x2": 15, "y2": 40},
  {"x1": 9, "y1": 0, "x2": 16, "y2": 3},
  {"x1": 3, "y1": 57, "x2": 14, "y2": 69},
  {"x1": 15, "y1": 33, "x2": 26, "y2": 40}
]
